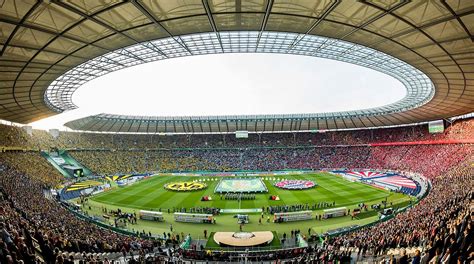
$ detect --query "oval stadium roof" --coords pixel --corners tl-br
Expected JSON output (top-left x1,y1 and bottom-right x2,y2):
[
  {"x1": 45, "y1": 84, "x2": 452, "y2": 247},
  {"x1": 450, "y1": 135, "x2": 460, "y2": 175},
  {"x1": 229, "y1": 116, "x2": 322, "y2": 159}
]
[{"x1": 1, "y1": 1, "x2": 473, "y2": 132}]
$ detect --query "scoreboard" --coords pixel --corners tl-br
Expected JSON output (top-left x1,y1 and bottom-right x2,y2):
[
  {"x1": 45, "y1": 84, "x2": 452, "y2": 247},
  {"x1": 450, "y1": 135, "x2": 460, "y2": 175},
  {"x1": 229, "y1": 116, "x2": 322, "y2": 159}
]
[
  {"x1": 428, "y1": 120, "x2": 445, "y2": 133},
  {"x1": 235, "y1": 130, "x2": 249, "y2": 138}
]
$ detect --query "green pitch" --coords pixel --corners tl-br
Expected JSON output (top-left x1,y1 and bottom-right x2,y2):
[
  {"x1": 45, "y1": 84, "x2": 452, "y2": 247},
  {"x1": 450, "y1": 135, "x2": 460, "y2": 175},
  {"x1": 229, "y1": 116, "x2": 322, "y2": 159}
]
[{"x1": 84, "y1": 172, "x2": 410, "y2": 238}]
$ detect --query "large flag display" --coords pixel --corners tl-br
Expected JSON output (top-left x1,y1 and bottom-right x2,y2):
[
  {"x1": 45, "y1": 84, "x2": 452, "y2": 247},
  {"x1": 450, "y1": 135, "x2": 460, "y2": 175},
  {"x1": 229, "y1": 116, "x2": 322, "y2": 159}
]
[
  {"x1": 215, "y1": 178, "x2": 268, "y2": 193},
  {"x1": 375, "y1": 176, "x2": 417, "y2": 189},
  {"x1": 344, "y1": 171, "x2": 387, "y2": 179},
  {"x1": 333, "y1": 170, "x2": 418, "y2": 190}
]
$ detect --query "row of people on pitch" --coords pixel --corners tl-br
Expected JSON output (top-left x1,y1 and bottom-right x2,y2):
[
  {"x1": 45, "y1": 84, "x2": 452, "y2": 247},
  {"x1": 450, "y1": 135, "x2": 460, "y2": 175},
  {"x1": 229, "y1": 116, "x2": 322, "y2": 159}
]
[
  {"x1": 265, "y1": 202, "x2": 335, "y2": 214},
  {"x1": 177, "y1": 207, "x2": 221, "y2": 215},
  {"x1": 223, "y1": 193, "x2": 256, "y2": 200}
]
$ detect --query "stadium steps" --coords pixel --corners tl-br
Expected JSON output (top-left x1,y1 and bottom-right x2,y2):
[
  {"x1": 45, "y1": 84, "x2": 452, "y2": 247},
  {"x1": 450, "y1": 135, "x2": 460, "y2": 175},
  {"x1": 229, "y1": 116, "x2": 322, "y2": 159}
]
[
  {"x1": 40, "y1": 151, "x2": 70, "y2": 177},
  {"x1": 59, "y1": 189, "x2": 82, "y2": 200},
  {"x1": 60, "y1": 150, "x2": 93, "y2": 176},
  {"x1": 41, "y1": 150, "x2": 93, "y2": 178}
]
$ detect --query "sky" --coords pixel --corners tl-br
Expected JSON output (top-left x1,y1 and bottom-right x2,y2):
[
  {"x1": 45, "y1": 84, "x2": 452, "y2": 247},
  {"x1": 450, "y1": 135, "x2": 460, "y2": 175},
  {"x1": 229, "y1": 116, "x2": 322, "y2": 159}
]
[{"x1": 29, "y1": 53, "x2": 406, "y2": 130}]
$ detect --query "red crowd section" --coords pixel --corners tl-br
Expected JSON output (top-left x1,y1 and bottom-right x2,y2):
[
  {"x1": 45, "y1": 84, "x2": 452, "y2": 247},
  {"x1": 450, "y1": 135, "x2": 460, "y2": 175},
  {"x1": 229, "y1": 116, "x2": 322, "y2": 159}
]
[{"x1": 370, "y1": 139, "x2": 474, "y2": 146}]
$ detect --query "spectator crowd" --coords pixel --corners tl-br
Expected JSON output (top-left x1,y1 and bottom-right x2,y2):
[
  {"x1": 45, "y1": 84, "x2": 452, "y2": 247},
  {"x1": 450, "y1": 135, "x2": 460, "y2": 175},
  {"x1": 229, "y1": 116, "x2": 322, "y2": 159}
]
[
  {"x1": 0, "y1": 118, "x2": 472, "y2": 263},
  {"x1": 1, "y1": 118, "x2": 473, "y2": 150},
  {"x1": 68, "y1": 144, "x2": 472, "y2": 180}
]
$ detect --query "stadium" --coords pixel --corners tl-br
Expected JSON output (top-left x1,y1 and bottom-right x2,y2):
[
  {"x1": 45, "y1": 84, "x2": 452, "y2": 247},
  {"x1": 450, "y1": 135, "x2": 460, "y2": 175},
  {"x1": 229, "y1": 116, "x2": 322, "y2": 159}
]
[{"x1": 0, "y1": 1, "x2": 473, "y2": 264}]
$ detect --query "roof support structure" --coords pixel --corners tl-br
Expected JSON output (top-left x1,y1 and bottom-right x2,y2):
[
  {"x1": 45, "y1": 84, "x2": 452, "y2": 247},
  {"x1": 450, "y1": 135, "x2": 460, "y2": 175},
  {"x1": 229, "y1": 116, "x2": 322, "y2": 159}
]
[
  {"x1": 440, "y1": 0, "x2": 474, "y2": 42},
  {"x1": 131, "y1": 0, "x2": 193, "y2": 55},
  {"x1": 255, "y1": 0, "x2": 274, "y2": 51},
  {"x1": 0, "y1": 1, "x2": 472, "y2": 126},
  {"x1": 202, "y1": 0, "x2": 224, "y2": 52},
  {"x1": 287, "y1": 0, "x2": 340, "y2": 51},
  {"x1": 0, "y1": 1, "x2": 42, "y2": 56}
]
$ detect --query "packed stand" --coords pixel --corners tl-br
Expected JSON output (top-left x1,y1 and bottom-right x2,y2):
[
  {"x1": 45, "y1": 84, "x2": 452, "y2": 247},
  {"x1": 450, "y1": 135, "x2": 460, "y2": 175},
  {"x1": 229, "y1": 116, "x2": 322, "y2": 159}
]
[
  {"x1": 323, "y1": 160, "x2": 473, "y2": 263},
  {"x1": 68, "y1": 144, "x2": 472, "y2": 179},
  {"x1": 0, "y1": 119, "x2": 473, "y2": 263},
  {"x1": 0, "y1": 163, "x2": 161, "y2": 263},
  {"x1": 1, "y1": 118, "x2": 473, "y2": 150},
  {"x1": 0, "y1": 151, "x2": 63, "y2": 187}
]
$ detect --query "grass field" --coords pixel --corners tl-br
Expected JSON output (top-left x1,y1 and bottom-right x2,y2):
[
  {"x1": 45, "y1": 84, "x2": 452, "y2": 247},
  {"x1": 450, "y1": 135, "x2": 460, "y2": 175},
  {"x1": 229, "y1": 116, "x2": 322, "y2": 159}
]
[{"x1": 81, "y1": 172, "x2": 411, "y2": 238}]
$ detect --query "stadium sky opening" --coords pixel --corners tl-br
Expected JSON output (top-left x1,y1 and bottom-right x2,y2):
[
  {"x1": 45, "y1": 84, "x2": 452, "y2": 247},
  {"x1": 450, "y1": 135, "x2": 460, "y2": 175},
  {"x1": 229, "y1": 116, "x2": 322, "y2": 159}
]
[{"x1": 30, "y1": 53, "x2": 406, "y2": 130}]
